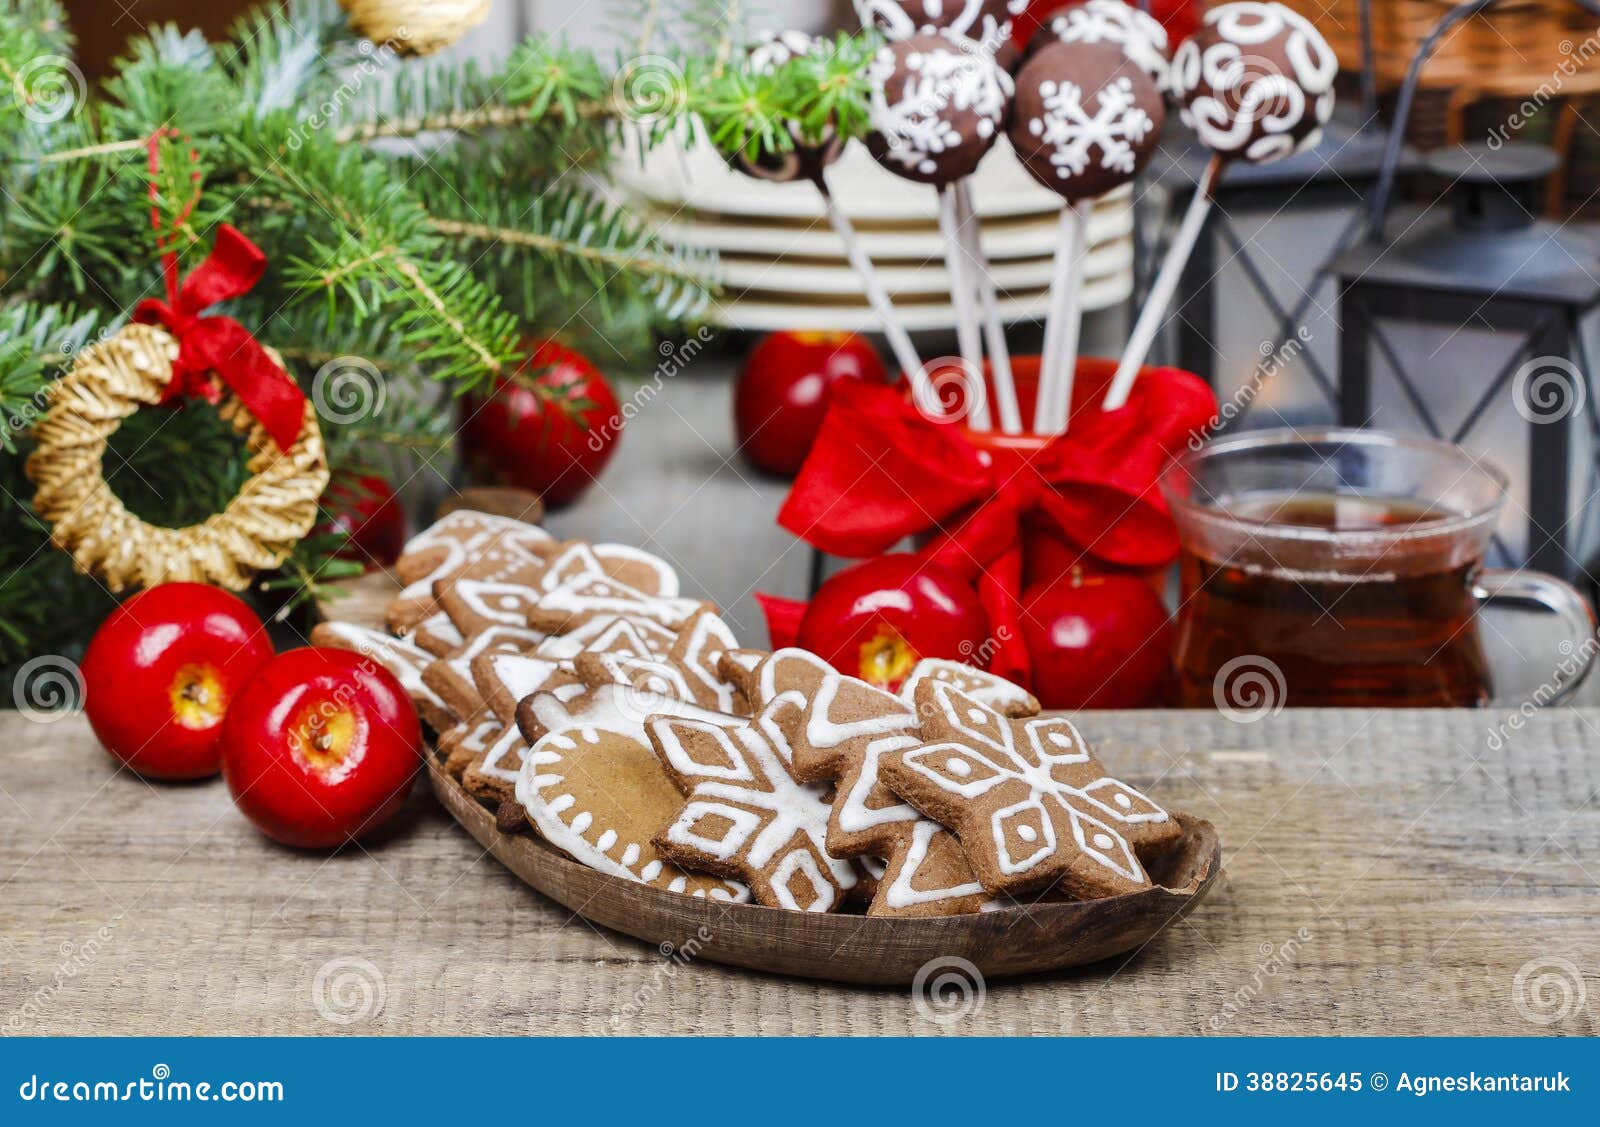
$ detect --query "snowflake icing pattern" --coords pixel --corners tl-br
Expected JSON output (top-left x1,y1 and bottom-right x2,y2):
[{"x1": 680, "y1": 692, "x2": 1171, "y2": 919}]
[
  {"x1": 885, "y1": 680, "x2": 1179, "y2": 896},
  {"x1": 1027, "y1": 76, "x2": 1153, "y2": 180}
]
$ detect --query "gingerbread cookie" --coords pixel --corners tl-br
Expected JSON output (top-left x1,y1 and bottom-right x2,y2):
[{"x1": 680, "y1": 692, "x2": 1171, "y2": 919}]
[
  {"x1": 716, "y1": 648, "x2": 770, "y2": 704},
  {"x1": 310, "y1": 622, "x2": 453, "y2": 732},
  {"x1": 538, "y1": 541, "x2": 681, "y2": 598},
  {"x1": 901, "y1": 658, "x2": 1040, "y2": 718},
  {"x1": 871, "y1": 819, "x2": 994, "y2": 917},
  {"x1": 438, "y1": 714, "x2": 504, "y2": 778},
  {"x1": 472, "y1": 651, "x2": 581, "y2": 727},
  {"x1": 535, "y1": 613, "x2": 678, "y2": 660},
  {"x1": 517, "y1": 710, "x2": 749, "y2": 901},
  {"x1": 420, "y1": 624, "x2": 544, "y2": 725},
  {"x1": 526, "y1": 570, "x2": 709, "y2": 634},
  {"x1": 409, "y1": 610, "x2": 465, "y2": 657},
  {"x1": 647, "y1": 695, "x2": 859, "y2": 912},
  {"x1": 667, "y1": 609, "x2": 745, "y2": 713},
  {"x1": 881, "y1": 679, "x2": 1182, "y2": 898},
  {"x1": 434, "y1": 562, "x2": 548, "y2": 637},
  {"x1": 388, "y1": 510, "x2": 553, "y2": 630},
  {"x1": 462, "y1": 722, "x2": 536, "y2": 806}
]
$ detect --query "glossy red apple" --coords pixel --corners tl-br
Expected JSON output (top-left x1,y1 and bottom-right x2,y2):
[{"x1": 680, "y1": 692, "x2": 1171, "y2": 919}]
[
  {"x1": 81, "y1": 584, "x2": 274, "y2": 779},
  {"x1": 797, "y1": 553, "x2": 989, "y2": 689},
  {"x1": 458, "y1": 340, "x2": 621, "y2": 508},
  {"x1": 1019, "y1": 570, "x2": 1171, "y2": 709},
  {"x1": 735, "y1": 330, "x2": 886, "y2": 476},
  {"x1": 222, "y1": 647, "x2": 421, "y2": 849},
  {"x1": 319, "y1": 471, "x2": 407, "y2": 568}
]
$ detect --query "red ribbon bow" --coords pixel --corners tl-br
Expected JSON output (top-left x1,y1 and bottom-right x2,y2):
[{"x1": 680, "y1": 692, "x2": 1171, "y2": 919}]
[
  {"x1": 132, "y1": 132, "x2": 305, "y2": 452},
  {"x1": 133, "y1": 223, "x2": 306, "y2": 452},
  {"x1": 772, "y1": 359, "x2": 1219, "y2": 683}
]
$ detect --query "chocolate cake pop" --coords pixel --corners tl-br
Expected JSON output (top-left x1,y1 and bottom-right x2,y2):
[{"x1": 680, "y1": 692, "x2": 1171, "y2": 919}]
[
  {"x1": 1029, "y1": 0, "x2": 1170, "y2": 91},
  {"x1": 729, "y1": 30, "x2": 845, "y2": 184},
  {"x1": 854, "y1": 0, "x2": 1025, "y2": 53},
  {"x1": 1009, "y1": 38, "x2": 1164, "y2": 202},
  {"x1": 1102, "y1": 2, "x2": 1337, "y2": 411},
  {"x1": 1171, "y1": 0, "x2": 1337, "y2": 164},
  {"x1": 866, "y1": 31, "x2": 1013, "y2": 186}
]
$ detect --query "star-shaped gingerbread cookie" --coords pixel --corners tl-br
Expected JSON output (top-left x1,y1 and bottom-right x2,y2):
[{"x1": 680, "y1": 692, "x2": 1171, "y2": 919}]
[{"x1": 881, "y1": 679, "x2": 1183, "y2": 899}]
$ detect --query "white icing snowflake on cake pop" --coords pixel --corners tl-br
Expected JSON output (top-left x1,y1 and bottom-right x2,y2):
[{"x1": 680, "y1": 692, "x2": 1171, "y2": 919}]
[{"x1": 1043, "y1": 0, "x2": 1170, "y2": 90}]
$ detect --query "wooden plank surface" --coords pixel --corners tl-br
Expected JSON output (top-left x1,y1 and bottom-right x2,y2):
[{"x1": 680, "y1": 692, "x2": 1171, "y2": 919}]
[{"x1": 3, "y1": 702, "x2": 1596, "y2": 1036}]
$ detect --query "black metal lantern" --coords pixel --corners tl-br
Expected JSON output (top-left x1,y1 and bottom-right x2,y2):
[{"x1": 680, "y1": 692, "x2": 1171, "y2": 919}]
[{"x1": 1330, "y1": 0, "x2": 1600, "y2": 581}]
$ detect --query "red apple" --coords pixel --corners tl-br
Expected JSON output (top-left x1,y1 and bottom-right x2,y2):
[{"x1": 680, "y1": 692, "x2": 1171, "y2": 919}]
[
  {"x1": 797, "y1": 553, "x2": 989, "y2": 689},
  {"x1": 1019, "y1": 570, "x2": 1171, "y2": 710},
  {"x1": 458, "y1": 340, "x2": 621, "y2": 508},
  {"x1": 319, "y1": 471, "x2": 407, "y2": 568},
  {"x1": 222, "y1": 647, "x2": 421, "y2": 849},
  {"x1": 81, "y1": 584, "x2": 274, "y2": 779},
  {"x1": 735, "y1": 330, "x2": 886, "y2": 476}
]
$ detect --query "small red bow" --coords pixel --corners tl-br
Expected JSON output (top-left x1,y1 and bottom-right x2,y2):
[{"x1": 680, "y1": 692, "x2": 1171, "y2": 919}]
[
  {"x1": 133, "y1": 223, "x2": 306, "y2": 452},
  {"x1": 771, "y1": 360, "x2": 1218, "y2": 683}
]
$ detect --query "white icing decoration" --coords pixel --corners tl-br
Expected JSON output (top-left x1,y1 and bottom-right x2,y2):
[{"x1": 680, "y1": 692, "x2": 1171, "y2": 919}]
[
  {"x1": 910, "y1": 682, "x2": 1158, "y2": 883},
  {"x1": 1046, "y1": 0, "x2": 1170, "y2": 89},
  {"x1": 1023, "y1": 73, "x2": 1155, "y2": 188},
  {"x1": 867, "y1": 33, "x2": 1012, "y2": 179},
  {"x1": 1171, "y1": 1, "x2": 1335, "y2": 165},
  {"x1": 881, "y1": 821, "x2": 988, "y2": 910}
]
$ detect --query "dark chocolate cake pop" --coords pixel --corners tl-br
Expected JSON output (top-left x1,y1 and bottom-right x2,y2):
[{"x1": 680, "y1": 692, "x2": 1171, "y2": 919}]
[
  {"x1": 726, "y1": 30, "x2": 846, "y2": 184},
  {"x1": 854, "y1": 0, "x2": 1025, "y2": 52},
  {"x1": 1009, "y1": 38, "x2": 1163, "y2": 202},
  {"x1": 866, "y1": 30, "x2": 1013, "y2": 185},
  {"x1": 1029, "y1": 0, "x2": 1170, "y2": 90},
  {"x1": 1170, "y1": 0, "x2": 1336, "y2": 164}
]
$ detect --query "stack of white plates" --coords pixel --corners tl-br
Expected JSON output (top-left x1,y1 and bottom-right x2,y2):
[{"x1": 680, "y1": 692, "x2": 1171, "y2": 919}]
[{"x1": 611, "y1": 137, "x2": 1134, "y2": 333}]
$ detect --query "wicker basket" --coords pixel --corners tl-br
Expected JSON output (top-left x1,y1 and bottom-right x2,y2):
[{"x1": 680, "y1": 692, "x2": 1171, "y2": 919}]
[{"x1": 1299, "y1": 0, "x2": 1600, "y2": 97}]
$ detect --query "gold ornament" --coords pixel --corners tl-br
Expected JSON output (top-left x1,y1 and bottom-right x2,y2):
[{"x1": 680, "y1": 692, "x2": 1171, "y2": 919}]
[
  {"x1": 25, "y1": 323, "x2": 330, "y2": 593},
  {"x1": 339, "y1": 0, "x2": 493, "y2": 57}
]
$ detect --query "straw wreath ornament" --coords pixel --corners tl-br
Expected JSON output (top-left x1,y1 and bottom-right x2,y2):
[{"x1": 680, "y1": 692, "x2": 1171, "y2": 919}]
[
  {"x1": 338, "y1": 0, "x2": 492, "y2": 56},
  {"x1": 25, "y1": 322, "x2": 329, "y2": 592}
]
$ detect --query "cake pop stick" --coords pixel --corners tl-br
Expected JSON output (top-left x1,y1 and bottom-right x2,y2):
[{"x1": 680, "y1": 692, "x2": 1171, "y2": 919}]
[
  {"x1": 728, "y1": 31, "x2": 928, "y2": 392},
  {"x1": 955, "y1": 181, "x2": 1021, "y2": 432},
  {"x1": 1102, "y1": 1, "x2": 1336, "y2": 410},
  {"x1": 1010, "y1": 34, "x2": 1163, "y2": 432},
  {"x1": 866, "y1": 30, "x2": 1012, "y2": 428}
]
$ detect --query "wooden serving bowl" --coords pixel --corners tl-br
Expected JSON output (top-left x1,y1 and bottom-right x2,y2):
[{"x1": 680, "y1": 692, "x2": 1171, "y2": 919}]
[{"x1": 429, "y1": 757, "x2": 1221, "y2": 986}]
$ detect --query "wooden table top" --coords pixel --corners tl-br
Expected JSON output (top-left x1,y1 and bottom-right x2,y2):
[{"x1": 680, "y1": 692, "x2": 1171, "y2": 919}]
[{"x1": 3, "y1": 701, "x2": 1596, "y2": 1036}]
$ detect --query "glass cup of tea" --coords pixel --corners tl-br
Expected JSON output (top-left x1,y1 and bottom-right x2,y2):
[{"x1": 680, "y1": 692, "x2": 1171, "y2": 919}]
[{"x1": 1161, "y1": 428, "x2": 1597, "y2": 708}]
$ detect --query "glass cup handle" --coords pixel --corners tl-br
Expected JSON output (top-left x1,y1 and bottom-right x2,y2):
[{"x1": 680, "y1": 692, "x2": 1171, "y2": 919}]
[{"x1": 1473, "y1": 568, "x2": 1598, "y2": 707}]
